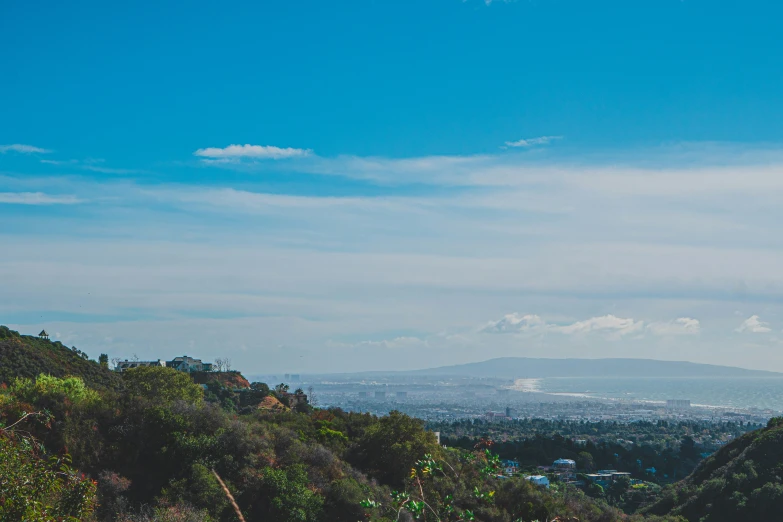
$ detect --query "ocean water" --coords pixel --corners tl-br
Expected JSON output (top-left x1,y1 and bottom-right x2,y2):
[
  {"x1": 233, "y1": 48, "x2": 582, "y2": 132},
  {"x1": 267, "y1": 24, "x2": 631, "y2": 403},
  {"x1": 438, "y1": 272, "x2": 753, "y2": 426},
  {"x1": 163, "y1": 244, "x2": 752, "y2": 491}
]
[{"x1": 533, "y1": 377, "x2": 783, "y2": 412}]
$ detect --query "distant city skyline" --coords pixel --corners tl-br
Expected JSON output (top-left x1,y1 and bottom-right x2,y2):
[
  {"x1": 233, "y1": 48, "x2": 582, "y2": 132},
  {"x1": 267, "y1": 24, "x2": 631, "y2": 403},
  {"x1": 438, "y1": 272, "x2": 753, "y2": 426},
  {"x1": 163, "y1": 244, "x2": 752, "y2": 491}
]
[{"x1": 3, "y1": 1, "x2": 783, "y2": 372}]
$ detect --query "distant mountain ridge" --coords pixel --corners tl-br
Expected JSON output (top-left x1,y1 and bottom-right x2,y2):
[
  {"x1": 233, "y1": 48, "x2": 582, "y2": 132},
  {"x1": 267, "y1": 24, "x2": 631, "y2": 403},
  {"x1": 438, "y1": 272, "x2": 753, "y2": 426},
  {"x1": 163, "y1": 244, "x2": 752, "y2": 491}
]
[{"x1": 391, "y1": 357, "x2": 782, "y2": 378}]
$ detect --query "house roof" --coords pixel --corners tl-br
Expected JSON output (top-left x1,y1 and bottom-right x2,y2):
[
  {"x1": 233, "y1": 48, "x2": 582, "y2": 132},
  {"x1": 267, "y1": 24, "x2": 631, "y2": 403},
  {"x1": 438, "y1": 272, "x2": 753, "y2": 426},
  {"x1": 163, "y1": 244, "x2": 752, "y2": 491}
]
[{"x1": 39, "y1": 329, "x2": 48, "y2": 336}]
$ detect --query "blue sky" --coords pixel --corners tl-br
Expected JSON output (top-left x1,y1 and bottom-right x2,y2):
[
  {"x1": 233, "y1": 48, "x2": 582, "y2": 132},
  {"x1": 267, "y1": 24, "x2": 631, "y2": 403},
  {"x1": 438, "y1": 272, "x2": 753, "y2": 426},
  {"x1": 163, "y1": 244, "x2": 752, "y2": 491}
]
[{"x1": 3, "y1": 0, "x2": 783, "y2": 372}]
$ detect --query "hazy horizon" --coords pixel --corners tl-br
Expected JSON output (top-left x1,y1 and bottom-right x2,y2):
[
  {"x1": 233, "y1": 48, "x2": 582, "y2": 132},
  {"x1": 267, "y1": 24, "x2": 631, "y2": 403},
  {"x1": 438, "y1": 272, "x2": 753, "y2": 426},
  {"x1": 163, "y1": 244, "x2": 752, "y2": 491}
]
[{"x1": 4, "y1": 1, "x2": 783, "y2": 374}]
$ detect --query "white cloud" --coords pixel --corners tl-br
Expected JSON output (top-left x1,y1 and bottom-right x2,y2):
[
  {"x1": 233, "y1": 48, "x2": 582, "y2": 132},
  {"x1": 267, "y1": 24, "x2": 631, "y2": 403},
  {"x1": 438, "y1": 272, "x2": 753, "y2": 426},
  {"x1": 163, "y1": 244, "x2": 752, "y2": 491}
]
[
  {"x1": 504, "y1": 136, "x2": 562, "y2": 148},
  {"x1": 554, "y1": 315, "x2": 643, "y2": 337},
  {"x1": 736, "y1": 315, "x2": 771, "y2": 333},
  {"x1": 647, "y1": 317, "x2": 701, "y2": 336},
  {"x1": 0, "y1": 192, "x2": 83, "y2": 205},
  {"x1": 194, "y1": 144, "x2": 312, "y2": 160},
  {"x1": 482, "y1": 313, "x2": 695, "y2": 338},
  {"x1": 0, "y1": 144, "x2": 52, "y2": 154},
  {"x1": 482, "y1": 313, "x2": 545, "y2": 333}
]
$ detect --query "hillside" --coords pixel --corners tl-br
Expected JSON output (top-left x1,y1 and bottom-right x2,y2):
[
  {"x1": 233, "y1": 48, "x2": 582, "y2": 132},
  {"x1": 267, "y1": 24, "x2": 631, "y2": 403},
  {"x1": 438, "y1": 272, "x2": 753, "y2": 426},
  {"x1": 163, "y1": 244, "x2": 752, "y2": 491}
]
[
  {"x1": 0, "y1": 325, "x2": 122, "y2": 390},
  {"x1": 641, "y1": 417, "x2": 783, "y2": 521},
  {"x1": 390, "y1": 357, "x2": 782, "y2": 378},
  {"x1": 0, "y1": 326, "x2": 688, "y2": 522},
  {"x1": 190, "y1": 370, "x2": 251, "y2": 389}
]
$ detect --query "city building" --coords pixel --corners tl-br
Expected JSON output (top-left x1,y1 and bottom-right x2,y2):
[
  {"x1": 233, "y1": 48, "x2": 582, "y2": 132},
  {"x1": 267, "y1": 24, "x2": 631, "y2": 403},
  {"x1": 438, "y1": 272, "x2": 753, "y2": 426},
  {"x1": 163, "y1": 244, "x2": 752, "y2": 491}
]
[
  {"x1": 484, "y1": 411, "x2": 511, "y2": 421},
  {"x1": 375, "y1": 391, "x2": 386, "y2": 399},
  {"x1": 116, "y1": 359, "x2": 166, "y2": 372},
  {"x1": 167, "y1": 355, "x2": 213, "y2": 373},
  {"x1": 396, "y1": 391, "x2": 408, "y2": 399},
  {"x1": 525, "y1": 475, "x2": 550, "y2": 488}
]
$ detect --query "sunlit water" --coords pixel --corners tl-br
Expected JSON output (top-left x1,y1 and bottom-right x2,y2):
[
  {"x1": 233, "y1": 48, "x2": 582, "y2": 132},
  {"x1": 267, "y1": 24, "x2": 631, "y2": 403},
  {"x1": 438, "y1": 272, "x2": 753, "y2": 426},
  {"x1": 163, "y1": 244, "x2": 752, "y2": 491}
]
[{"x1": 532, "y1": 377, "x2": 783, "y2": 412}]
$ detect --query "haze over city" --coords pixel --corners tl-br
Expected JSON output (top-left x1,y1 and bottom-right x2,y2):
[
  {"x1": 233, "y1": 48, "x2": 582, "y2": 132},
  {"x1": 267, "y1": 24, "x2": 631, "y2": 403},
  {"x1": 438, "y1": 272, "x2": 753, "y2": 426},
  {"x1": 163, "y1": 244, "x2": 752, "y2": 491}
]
[{"x1": 4, "y1": 1, "x2": 783, "y2": 373}]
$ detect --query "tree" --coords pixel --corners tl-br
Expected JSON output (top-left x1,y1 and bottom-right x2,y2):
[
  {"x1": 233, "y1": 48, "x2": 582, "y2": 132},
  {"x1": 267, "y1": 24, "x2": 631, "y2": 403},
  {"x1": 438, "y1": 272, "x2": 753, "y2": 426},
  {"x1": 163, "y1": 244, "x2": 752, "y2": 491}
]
[
  {"x1": 577, "y1": 450, "x2": 595, "y2": 472},
  {"x1": 250, "y1": 382, "x2": 270, "y2": 394},
  {"x1": 214, "y1": 357, "x2": 232, "y2": 372},
  {"x1": 122, "y1": 366, "x2": 203, "y2": 405},
  {"x1": 254, "y1": 465, "x2": 323, "y2": 522},
  {"x1": 680, "y1": 436, "x2": 698, "y2": 461},
  {"x1": 607, "y1": 475, "x2": 631, "y2": 506},
  {"x1": 240, "y1": 382, "x2": 271, "y2": 409},
  {"x1": 213, "y1": 358, "x2": 225, "y2": 372},
  {"x1": 0, "y1": 417, "x2": 97, "y2": 521},
  {"x1": 99, "y1": 353, "x2": 109, "y2": 369},
  {"x1": 349, "y1": 410, "x2": 440, "y2": 489},
  {"x1": 11, "y1": 374, "x2": 101, "y2": 410}
]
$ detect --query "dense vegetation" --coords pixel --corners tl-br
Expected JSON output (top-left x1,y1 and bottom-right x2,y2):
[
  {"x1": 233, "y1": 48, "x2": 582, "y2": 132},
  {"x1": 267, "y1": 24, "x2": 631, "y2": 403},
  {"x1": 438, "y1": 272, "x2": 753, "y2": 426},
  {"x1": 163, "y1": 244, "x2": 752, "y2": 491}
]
[
  {"x1": 641, "y1": 417, "x2": 783, "y2": 521},
  {"x1": 0, "y1": 326, "x2": 779, "y2": 521},
  {"x1": 0, "y1": 413, "x2": 97, "y2": 521}
]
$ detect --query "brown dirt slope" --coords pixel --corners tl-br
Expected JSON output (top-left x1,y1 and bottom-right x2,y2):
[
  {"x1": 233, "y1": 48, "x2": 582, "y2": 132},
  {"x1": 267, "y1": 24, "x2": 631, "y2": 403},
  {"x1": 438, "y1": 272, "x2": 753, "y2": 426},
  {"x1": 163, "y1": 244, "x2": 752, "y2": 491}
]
[{"x1": 190, "y1": 371, "x2": 250, "y2": 389}]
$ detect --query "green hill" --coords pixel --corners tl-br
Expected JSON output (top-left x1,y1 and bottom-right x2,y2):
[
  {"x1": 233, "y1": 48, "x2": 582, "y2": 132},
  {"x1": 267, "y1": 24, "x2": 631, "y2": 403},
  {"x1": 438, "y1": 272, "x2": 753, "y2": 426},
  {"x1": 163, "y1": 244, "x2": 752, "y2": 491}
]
[
  {"x1": 0, "y1": 325, "x2": 122, "y2": 390},
  {"x1": 642, "y1": 417, "x2": 783, "y2": 521}
]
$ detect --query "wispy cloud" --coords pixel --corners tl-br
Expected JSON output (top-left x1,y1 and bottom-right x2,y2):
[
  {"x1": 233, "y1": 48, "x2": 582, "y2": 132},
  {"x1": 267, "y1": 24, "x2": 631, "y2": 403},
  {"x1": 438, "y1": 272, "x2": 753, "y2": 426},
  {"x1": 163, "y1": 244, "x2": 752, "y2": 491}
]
[
  {"x1": 328, "y1": 336, "x2": 429, "y2": 350},
  {"x1": 40, "y1": 159, "x2": 79, "y2": 166},
  {"x1": 0, "y1": 192, "x2": 83, "y2": 205},
  {"x1": 647, "y1": 317, "x2": 701, "y2": 336},
  {"x1": 736, "y1": 315, "x2": 772, "y2": 333},
  {"x1": 39, "y1": 158, "x2": 141, "y2": 174},
  {"x1": 194, "y1": 144, "x2": 312, "y2": 160},
  {"x1": 82, "y1": 165, "x2": 141, "y2": 175},
  {"x1": 503, "y1": 136, "x2": 562, "y2": 148},
  {"x1": 0, "y1": 144, "x2": 52, "y2": 154},
  {"x1": 481, "y1": 313, "x2": 545, "y2": 333}
]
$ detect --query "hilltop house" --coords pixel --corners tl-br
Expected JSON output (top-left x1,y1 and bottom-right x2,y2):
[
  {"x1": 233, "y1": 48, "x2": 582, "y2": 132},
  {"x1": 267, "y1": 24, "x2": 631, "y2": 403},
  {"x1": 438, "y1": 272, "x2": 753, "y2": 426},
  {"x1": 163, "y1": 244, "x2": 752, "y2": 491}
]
[
  {"x1": 525, "y1": 475, "x2": 550, "y2": 488},
  {"x1": 167, "y1": 355, "x2": 213, "y2": 373},
  {"x1": 552, "y1": 458, "x2": 577, "y2": 482},
  {"x1": 116, "y1": 360, "x2": 166, "y2": 372},
  {"x1": 502, "y1": 459, "x2": 521, "y2": 476},
  {"x1": 114, "y1": 355, "x2": 214, "y2": 373}
]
